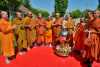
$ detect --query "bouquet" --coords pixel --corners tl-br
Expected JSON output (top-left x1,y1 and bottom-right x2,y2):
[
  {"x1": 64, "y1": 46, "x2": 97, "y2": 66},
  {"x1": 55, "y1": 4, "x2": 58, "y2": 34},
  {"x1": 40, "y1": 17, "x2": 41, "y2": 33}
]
[{"x1": 55, "y1": 43, "x2": 71, "y2": 56}]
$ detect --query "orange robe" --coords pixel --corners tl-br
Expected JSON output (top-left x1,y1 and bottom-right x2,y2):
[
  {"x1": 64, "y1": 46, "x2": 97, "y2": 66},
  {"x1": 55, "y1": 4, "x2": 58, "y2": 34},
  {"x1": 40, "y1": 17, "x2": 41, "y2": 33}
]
[
  {"x1": 35, "y1": 18, "x2": 46, "y2": 43},
  {"x1": 52, "y1": 18, "x2": 63, "y2": 45},
  {"x1": 82, "y1": 18, "x2": 94, "y2": 50},
  {"x1": 83, "y1": 18, "x2": 99, "y2": 61},
  {"x1": 0, "y1": 18, "x2": 15, "y2": 57},
  {"x1": 64, "y1": 19, "x2": 75, "y2": 46},
  {"x1": 25, "y1": 17, "x2": 36, "y2": 47},
  {"x1": 45, "y1": 20, "x2": 52, "y2": 44},
  {"x1": 94, "y1": 18, "x2": 100, "y2": 60},
  {"x1": 82, "y1": 18, "x2": 94, "y2": 58},
  {"x1": 74, "y1": 24, "x2": 84, "y2": 51},
  {"x1": 24, "y1": 17, "x2": 29, "y2": 24}
]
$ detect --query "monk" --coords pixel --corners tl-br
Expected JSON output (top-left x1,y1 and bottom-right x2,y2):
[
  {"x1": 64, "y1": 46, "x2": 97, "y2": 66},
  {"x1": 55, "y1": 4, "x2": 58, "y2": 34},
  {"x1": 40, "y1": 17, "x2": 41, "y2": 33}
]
[
  {"x1": 94, "y1": 10, "x2": 100, "y2": 61},
  {"x1": 0, "y1": 11, "x2": 17, "y2": 64},
  {"x1": 0, "y1": 30, "x2": 2, "y2": 55},
  {"x1": 82, "y1": 11, "x2": 94, "y2": 64},
  {"x1": 24, "y1": 11, "x2": 37, "y2": 50},
  {"x1": 52, "y1": 13, "x2": 63, "y2": 46},
  {"x1": 51, "y1": 18, "x2": 56, "y2": 47},
  {"x1": 35, "y1": 14, "x2": 46, "y2": 47},
  {"x1": 74, "y1": 17, "x2": 85, "y2": 54},
  {"x1": 12, "y1": 12, "x2": 27, "y2": 55},
  {"x1": 83, "y1": 10, "x2": 100, "y2": 67},
  {"x1": 45, "y1": 16, "x2": 52, "y2": 47},
  {"x1": 64, "y1": 14, "x2": 75, "y2": 47}
]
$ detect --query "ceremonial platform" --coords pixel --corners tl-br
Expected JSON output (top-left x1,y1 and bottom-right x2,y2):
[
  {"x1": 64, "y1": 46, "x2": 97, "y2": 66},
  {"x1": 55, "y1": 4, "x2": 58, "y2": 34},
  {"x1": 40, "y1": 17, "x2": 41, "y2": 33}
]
[{"x1": 0, "y1": 45, "x2": 100, "y2": 67}]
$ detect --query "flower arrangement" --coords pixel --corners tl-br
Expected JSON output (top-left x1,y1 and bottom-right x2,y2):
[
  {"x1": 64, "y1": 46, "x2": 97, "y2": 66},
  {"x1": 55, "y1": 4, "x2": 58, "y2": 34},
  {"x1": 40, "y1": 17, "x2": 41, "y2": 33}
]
[{"x1": 55, "y1": 43, "x2": 71, "y2": 56}]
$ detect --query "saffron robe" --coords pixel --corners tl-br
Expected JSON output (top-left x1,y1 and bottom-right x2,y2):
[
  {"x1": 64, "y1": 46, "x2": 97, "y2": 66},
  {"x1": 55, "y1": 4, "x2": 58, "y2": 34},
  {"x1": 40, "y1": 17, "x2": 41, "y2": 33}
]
[
  {"x1": 12, "y1": 17, "x2": 27, "y2": 51},
  {"x1": 0, "y1": 18, "x2": 15, "y2": 57},
  {"x1": 24, "y1": 17, "x2": 29, "y2": 24},
  {"x1": 64, "y1": 19, "x2": 75, "y2": 46},
  {"x1": 52, "y1": 18, "x2": 63, "y2": 45},
  {"x1": 82, "y1": 18, "x2": 94, "y2": 58},
  {"x1": 74, "y1": 23, "x2": 84, "y2": 51},
  {"x1": 45, "y1": 20, "x2": 52, "y2": 44},
  {"x1": 35, "y1": 18, "x2": 46, "y2": 43},
  {"x1": 25, "y1": 17, "x2": 36, "y2": 47},
  {"x1": 83, "y1": 18, "x2": 99, "y2": 61}
]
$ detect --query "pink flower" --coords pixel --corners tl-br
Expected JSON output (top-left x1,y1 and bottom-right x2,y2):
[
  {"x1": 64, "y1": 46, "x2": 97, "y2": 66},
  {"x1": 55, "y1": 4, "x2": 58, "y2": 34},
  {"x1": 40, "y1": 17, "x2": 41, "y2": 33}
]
[
  {"x1": 58, "y1": 49, "x2": 59, "y2": 51},
  {"x1": 61, "y1": 50, "x2": 63, "y2": 52},
  {"x1": 59, "y1": 48, "x2": 61, "y2": 49},
  {"x1": 62, "y1": 48, "x2": 64, "y2": 50}
]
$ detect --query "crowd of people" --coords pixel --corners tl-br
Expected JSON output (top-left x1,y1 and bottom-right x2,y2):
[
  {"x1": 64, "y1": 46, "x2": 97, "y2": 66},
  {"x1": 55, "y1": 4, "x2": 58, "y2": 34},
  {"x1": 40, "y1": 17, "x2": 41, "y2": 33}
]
[{"x1": 0, "y1": 10, "x2": 100, "y2": 67}]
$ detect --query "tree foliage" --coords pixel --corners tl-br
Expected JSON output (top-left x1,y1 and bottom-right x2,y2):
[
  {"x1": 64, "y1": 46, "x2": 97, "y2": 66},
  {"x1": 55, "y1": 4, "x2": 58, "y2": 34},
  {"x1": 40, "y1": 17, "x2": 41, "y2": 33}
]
[
  {"x1": 52, "y1": 11, "x2": 55, "y2": 17},
  {"x1": 68, "y1": 9, "x2": 91, "y2": 18},
  {"x1": 69, "y1": 9, "x2": 82, "y2": 18},
  {"x1": 0, "y1": 0, "x2": 23, "y2": 11},
  {"x1": 97, "y1": 0, "x2": 100, "y2": 10},
  {"x1": 82, "y1": 9, "x2": 91, "y2": 18},
  {"x1": 31, "y1": 8, "x2": 50, "y2": 17},
  {"x1": 22, "y1": 0, "x2": 31, "y2": 10},
  {"x1": 54, "y1": 0, "x2": 68, "y2": 17}
]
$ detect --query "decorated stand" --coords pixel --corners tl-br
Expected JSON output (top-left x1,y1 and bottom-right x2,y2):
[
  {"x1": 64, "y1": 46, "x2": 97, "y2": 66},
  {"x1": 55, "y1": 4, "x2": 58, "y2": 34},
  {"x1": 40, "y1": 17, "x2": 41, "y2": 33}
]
[{"x1": 55, "y1": 27, "x2": 71, "y2": 56}]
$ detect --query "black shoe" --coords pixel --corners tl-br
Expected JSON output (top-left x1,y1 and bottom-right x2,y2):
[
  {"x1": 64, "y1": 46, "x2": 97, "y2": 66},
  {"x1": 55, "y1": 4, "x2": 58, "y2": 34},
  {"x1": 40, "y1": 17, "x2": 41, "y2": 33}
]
[
  {"x1": 88, "y1": 61, "x2": 93, "y2": 67},
  {"x1": 83, "y1": 59, "x2": 90, "y2": 64}
]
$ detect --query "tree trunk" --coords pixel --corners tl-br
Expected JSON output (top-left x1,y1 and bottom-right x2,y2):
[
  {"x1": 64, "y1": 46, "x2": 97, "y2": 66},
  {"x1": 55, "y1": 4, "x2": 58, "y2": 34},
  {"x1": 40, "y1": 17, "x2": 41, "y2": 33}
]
[{"x1": 9, "y1": 8, "x2": 12, "y2": 21}]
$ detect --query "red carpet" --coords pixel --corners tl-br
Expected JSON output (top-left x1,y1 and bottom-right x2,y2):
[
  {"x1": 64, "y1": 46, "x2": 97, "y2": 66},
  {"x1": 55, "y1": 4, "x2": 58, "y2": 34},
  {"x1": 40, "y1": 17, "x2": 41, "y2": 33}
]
[{"x1": 0, "y1": 46, "x2": 100, "y2": 67}]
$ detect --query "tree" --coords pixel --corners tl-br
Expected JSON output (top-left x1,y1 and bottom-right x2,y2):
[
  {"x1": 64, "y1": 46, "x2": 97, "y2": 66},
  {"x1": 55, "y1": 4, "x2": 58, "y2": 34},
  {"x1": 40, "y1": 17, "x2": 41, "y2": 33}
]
[
  {"x1": 22, "y1": 0, "x2": 31, "y2": 10},
  {"x1": 31, "y1": 7, "x2": 50, "y2": 21},
  {"x1": 31, "y1": 8, "x2": 39, "y2": 16},
  {"x1": 54, "y1": 0, "x2": 68, "y2": 17},
  {"x1": 69, "y1": 9, "x2": 82, "y2": 18},
  {"x1": 0, "y1": 0, "x2": 23, "y2": 20},
  {"x1": 0, "y1": 0, "x2": 8, "y2": 11},
  {"x1": 82, "y1": 9, "x2": 91, "y2": 18},
  {"x1": 97, "y1": 0, "x2": 100, "y2": 10},
  {"x1": 52, "y1": 11, "x2": 55, "y2": 17}
]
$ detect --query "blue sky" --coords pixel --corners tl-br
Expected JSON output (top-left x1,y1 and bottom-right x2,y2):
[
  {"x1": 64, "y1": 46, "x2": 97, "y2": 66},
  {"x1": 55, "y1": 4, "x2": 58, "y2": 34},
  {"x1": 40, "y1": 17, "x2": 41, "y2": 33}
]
[{"x1": 30, "y1": 0, "x2": 98, "y2": 16}]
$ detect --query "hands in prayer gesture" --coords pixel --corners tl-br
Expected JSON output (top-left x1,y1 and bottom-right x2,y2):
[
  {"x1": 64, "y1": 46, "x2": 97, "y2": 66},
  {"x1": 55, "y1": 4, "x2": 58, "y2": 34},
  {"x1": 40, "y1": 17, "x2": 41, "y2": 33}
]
[
  {"x1": 13, "y1": 25, "x2": 17, "y2": 29},
  {"x1": 37, "y1": 23, "x2": 45, "y2": 27}
]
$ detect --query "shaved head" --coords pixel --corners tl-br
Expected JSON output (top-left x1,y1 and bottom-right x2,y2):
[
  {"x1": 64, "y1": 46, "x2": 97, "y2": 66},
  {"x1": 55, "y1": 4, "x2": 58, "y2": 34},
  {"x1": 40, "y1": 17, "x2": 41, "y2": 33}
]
[
  {"x1": 16, "y1": 12, "x2": 21, "y2": 15},
  {"x1": 27, "y1": 11, "x2": 32, "y2": 14},
  {"x1": 27, "y1": 11, "x2": 32, "y2": 18},
  {"x1": 88, "y1": 11, "x2": 93, "y2": 14},
  {"x1": 66, "y1": 14, "x2": 70, "y2": 20},
  {"x1": 16, "y1": 12, "x2": 22, "y2": 19},
  {"x1": 66, "y1": 14, "x2": 70, "y2": 16},
  {"x1": 80, "y1": 17, "x2": 85, "y2": 23},
  {"x1": 1, "y1": 11, "x2": 7, "y2": 15},
  {"x1": 47, "y1": 16, "x2": 51, "y2": 21},
  {"x1": 87, "y1": 11, "x2": 93, "y2": 19},
  {"x1": 93, "y1": 10, "x2": 99, "y2": 19},
  {"x1": 56, "y1": 13, "x2": 59, "y2": 15},
  {"x1": 94, "y1": 10, "x2": 99, "y2": 14},
  {"x1": 0, "y1": 11, "x2": 8, "y2": 20},
  {"x1": 38, "y1": 13, "x2": 42, "y2": 19},
  {"x1": 55, "y1": 13, "x2": 60, "y2": 19}
]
